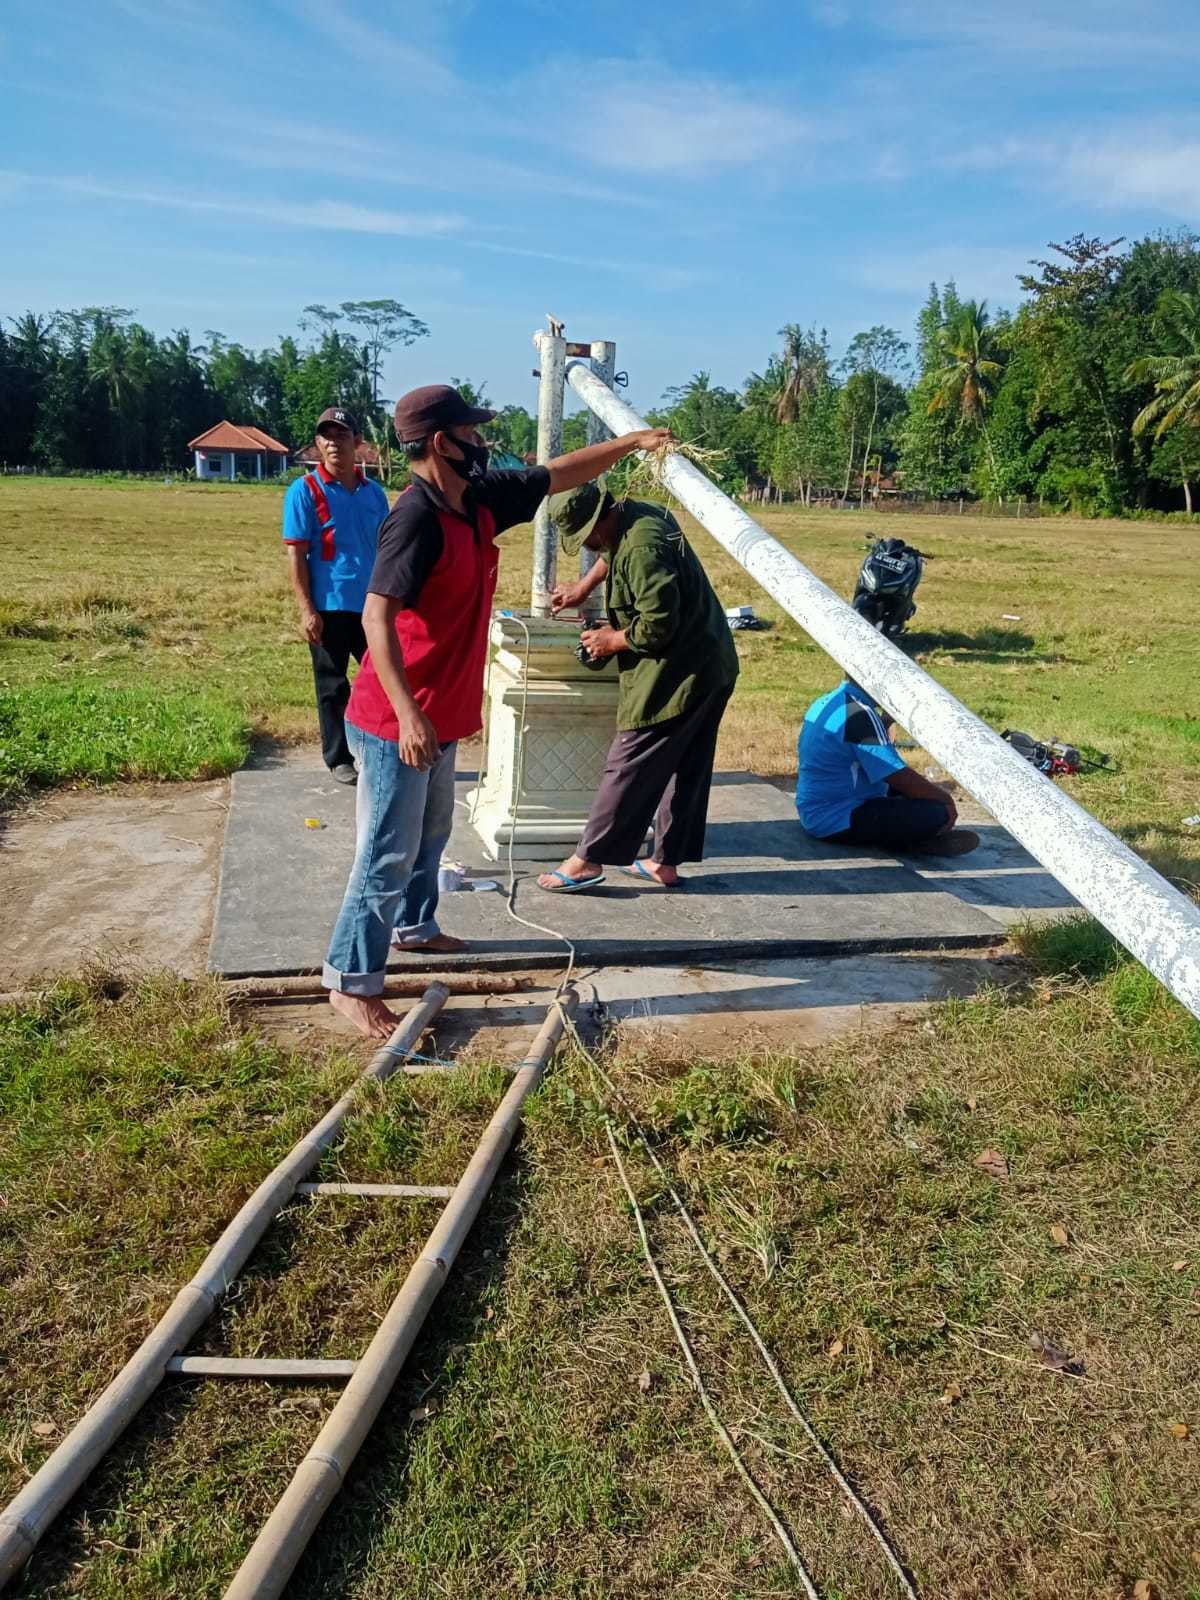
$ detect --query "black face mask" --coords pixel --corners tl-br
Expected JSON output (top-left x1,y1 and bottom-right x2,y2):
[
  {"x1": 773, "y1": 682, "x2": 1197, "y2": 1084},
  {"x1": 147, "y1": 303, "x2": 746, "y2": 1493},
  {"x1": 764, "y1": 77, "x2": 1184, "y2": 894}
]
[{"x1": 439, "y1": 434, "x2": 490, "y2": 483}]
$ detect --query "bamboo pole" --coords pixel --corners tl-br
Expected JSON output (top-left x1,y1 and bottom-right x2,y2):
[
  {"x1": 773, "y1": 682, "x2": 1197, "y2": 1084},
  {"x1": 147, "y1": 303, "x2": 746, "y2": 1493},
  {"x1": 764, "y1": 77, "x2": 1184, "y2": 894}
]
[
  {"x1": 222, "y1": 991, "x2": 577, "y2": 1600},
  {"x1": 166, "y1": 1357, "x2": 357, "y2": 1381},
  {"x1": 222, "y1": 973, "x2": 524, "y2": 1002},
  {"x1": 0, "y1": 985, "x2": 450, "y2": 1588},
  {"x1": 0, "y1": 975, "x2": 522, "y2": 1013}
]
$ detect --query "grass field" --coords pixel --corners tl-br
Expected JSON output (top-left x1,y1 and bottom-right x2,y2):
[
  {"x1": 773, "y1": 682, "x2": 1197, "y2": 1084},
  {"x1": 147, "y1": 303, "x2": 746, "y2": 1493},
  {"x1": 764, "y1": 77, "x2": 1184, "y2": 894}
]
[
  {"x1": 2, "y1": 952, "x2": 1198, "y2": 1598},
  {"x1": 3, "y1": 478, "x2": 1200, "y2": 1596},
  {"x1": 2, "y1": 477, "x2": 1198, "y2": 874}
]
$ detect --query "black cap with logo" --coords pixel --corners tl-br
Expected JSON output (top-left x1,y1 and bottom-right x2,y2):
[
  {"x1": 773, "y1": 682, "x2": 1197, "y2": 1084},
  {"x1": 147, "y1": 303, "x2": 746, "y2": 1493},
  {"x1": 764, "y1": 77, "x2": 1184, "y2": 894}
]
[{"x1": 315, "y1": 406, "x2": 360, "y2": 436}]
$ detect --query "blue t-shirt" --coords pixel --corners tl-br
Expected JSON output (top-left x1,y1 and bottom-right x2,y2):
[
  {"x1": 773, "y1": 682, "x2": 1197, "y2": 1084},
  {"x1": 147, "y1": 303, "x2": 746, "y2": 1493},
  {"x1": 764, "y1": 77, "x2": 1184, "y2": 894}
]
[
  {"x1": 282, "y1": 469, "x2": 390, "y2": 612},
  {"x1": 795, "y1": 681, "x2": 906, "y2": 837}
]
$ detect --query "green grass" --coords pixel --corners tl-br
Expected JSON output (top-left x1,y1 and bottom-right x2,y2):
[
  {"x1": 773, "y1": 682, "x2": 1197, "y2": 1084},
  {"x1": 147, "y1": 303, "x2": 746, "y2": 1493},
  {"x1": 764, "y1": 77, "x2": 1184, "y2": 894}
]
[
  {"x1": 2, "y1": 972, "x2": 1199, "y2": 1598},
  {"x1": 4, "y1": 478, "x2": 1200, "y2": 1595},
  {"x1": 0, "y1": 683, "x2": 248, "y2": 796},
  {"x1": 3, "y1": 479, "x2": 1200, "y2": 873}
]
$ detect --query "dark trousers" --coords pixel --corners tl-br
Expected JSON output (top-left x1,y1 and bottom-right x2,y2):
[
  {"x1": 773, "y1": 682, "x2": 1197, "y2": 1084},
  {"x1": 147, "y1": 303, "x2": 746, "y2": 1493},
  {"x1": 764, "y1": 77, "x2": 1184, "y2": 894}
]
[
  {"x1": 578, "y1": 686, "x2": 733, "y2": 867},
  {"x1": 824, "y1": 794, "x2": 950, "y2": 849},
  {"x1": 309, "y1": 610, "x2": 367, "y2": 770}
]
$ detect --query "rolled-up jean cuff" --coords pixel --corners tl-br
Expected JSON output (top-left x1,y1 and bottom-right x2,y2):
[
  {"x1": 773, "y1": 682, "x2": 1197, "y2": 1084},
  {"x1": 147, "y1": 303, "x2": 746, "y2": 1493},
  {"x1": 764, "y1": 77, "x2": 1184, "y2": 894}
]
[
  {"x1": 392, "y1": 918, "x2": 440, "y2": 947},
  {"x1": 322, "y1": 962, "x2": 387, "y2": 996}
]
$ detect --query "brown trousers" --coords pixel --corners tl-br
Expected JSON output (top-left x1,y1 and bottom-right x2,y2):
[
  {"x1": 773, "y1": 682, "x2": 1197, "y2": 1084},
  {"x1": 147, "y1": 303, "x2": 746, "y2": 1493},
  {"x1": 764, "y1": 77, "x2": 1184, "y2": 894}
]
[{"x1": 577, "y1": 686, "x2": 733, "y2": 867}]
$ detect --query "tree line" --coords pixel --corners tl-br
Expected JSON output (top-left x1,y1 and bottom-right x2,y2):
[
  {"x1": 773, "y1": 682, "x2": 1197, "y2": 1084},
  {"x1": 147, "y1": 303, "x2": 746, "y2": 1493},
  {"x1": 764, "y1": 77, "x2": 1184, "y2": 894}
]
[
  {"x1": 640, "y1": 230, "x2": 1200, "y2": 517},
  {"x1": 3, "y1": 230, "x2": 1200, "y2": 514},
  {"x1": 0, "y1": 299, "x2": 427, "y2": 474}
]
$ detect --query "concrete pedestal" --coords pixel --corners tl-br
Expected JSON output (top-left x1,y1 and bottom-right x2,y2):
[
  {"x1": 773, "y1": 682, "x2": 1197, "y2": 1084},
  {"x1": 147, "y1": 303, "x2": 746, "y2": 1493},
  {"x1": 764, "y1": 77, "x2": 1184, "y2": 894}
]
[{"x1": 467, "y1": 613, "x2": 619, "y2": 860}]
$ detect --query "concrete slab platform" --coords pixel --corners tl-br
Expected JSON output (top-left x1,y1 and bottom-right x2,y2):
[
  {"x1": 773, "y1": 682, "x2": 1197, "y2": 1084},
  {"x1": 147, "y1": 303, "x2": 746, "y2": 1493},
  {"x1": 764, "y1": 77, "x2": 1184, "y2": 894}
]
[{"x1": 210, "y1": 759, "x2": 1071, "y2": 978}]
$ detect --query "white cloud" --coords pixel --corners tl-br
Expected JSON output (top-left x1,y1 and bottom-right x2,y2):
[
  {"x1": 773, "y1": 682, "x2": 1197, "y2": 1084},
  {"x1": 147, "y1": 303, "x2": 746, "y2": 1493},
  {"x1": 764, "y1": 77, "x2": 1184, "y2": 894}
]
[
  {"x1": 866, "y1": 0, "x2": 1200, "y2": 66},
  {"x1": 282, "y1": 0, "x2": 463, "y2": 96},
  {"x1": 1060, "y1": 136, "x2": 1200, "y2": 222},
  {"x1": 535, "y1": 62, "x2": 815, "y2": 177},
  {"x1": 4, "y1": 171, "x2": 464, "y2": 237},
  {"x1": 943, "y1": 124, "x2": 1200, "y2": 224}
]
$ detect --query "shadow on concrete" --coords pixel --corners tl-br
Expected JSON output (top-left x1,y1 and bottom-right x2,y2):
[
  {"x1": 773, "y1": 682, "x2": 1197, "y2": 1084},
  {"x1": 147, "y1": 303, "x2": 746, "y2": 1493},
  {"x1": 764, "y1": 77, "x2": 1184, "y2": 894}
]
[{"x1": 429, "y1": 950, "x2": 1025, "y2": 1043}]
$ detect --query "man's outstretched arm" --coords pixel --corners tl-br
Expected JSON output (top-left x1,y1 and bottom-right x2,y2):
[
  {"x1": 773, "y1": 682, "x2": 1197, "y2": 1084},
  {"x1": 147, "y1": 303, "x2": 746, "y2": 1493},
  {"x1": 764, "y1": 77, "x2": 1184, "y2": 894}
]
[{"x1": 546, "y1": 429, "x2": 672, "y2": 493}]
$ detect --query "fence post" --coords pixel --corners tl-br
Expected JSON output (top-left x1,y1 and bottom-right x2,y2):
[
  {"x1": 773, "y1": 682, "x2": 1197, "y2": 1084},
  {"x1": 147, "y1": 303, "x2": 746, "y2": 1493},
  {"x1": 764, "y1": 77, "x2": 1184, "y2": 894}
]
[{"x1": 531, "y1": 328, "x2": 566, "y2": 616}]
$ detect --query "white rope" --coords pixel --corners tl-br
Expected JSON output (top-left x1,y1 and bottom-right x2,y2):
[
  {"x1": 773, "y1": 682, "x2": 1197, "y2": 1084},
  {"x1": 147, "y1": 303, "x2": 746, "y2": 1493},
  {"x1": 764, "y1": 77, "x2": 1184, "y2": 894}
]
[
  {"x1": 605, "y1": 1123, "x2": 819, "y2": 1599},
  {"x1": 579, "y1": 1025, "x2": 918, "y2": 1599},
  {"x1": 473, "y1": 606, "x2": 914, "y2": 1596}
]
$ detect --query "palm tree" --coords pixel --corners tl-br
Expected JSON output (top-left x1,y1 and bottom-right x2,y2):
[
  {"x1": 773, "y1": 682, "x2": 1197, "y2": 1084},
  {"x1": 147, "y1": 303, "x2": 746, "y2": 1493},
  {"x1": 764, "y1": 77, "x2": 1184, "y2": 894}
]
[
  {"x1": 1127, "y1": 290, "x2": 1200, "y2": 442},
  {"x1": 927, "y1": 299, "x2": 1004, "y2": 486},
  {"x1": 772, "y1": 324, "x2": 828, "y2": 424},
  {"x1": 1127, "y1": 291, "x2": 1200, "y2": 512}
]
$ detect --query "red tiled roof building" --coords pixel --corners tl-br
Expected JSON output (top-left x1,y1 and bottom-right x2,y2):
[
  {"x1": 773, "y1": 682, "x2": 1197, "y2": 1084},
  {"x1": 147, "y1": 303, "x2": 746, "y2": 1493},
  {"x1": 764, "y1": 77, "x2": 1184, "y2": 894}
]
[{"x1": 187, "y1": 421, "x2": 290, "y2": 481}]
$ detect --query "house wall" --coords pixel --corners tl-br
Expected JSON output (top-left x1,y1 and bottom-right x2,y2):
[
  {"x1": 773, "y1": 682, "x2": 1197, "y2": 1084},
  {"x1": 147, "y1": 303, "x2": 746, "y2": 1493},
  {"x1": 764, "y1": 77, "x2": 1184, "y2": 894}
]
[{"x1": 194, "y1": 450, "x2": 288, "y2": 480}]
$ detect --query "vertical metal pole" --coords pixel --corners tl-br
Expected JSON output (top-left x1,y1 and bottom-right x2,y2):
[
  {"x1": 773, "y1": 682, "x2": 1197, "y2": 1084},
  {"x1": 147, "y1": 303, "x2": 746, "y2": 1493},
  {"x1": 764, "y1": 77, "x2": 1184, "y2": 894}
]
[
  {"x1": 580, "y1": 340, "x2": 616, "y2": 617},
  {"x1": 530, "y1": 329, "x2": 566, "y2": 616}
]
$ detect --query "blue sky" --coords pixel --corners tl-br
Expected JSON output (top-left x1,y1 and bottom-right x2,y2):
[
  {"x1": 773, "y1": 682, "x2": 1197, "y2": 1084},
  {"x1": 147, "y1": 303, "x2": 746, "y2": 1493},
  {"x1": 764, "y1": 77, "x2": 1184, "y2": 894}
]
[{"x1": 3, "y1": 0, "x2": 1199, "y2": 415}]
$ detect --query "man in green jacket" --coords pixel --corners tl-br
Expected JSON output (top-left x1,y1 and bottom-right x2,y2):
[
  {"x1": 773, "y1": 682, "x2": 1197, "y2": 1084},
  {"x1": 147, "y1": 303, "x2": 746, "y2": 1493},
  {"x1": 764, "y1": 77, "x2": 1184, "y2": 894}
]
[{"x1": 538, "y1": 483, "x2": 738, "y2": 892}]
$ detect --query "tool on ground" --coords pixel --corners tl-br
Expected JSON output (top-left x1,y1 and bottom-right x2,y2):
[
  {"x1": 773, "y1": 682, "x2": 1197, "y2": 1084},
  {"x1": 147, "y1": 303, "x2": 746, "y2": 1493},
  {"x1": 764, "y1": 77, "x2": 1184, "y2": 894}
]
[
  {"x1": 1002, "y1": 729, "x2": 1115, "y2": 778},
  {"x1": 0, "y1": 985, "x2": 576, "y2": 1597}
]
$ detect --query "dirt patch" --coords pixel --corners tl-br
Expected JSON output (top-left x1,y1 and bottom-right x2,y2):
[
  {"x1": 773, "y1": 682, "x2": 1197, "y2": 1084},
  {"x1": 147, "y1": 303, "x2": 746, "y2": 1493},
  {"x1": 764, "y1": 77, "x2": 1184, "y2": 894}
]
[{"x1": 0, "y1": 781, "x2": 228, "y2": 990}]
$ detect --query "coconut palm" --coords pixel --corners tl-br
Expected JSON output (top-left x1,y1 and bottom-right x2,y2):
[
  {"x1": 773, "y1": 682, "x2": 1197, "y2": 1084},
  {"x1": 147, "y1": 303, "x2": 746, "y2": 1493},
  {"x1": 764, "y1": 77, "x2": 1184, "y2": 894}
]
[
  {"x1": 772, "y1": 323, "x2": 829, "y2": 424},
  {"x1": 1126, "y1": 290, "x2": 1200, "y2": 442},
  {"x1": 928, "y1": 299, "x2": 1003, "y2": 426},
  {"x1": 927, "y1": 299, "x2": 1003, "y2": 484}
]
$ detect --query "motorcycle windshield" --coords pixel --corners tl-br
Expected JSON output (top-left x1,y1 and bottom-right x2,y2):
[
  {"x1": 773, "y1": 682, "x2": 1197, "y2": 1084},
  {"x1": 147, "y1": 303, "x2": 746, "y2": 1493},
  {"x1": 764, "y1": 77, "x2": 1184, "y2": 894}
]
[{"x1": 865, "y1": 554, "x2": 919, "y2": 590}]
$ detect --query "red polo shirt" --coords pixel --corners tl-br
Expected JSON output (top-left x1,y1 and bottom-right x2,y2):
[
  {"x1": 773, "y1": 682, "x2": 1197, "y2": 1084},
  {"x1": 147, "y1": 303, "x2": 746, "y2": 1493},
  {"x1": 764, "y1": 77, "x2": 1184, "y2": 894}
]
[{"x1": 347, "y1": 467, "x2": 549, "y2": 744}]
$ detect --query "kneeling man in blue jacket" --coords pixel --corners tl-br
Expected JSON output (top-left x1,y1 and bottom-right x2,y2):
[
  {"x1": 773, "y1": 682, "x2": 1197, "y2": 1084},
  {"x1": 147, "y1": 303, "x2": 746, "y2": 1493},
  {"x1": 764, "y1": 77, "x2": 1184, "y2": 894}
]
[{"x1": 796, "y1": 679, "x2": 979, "y2": 856}]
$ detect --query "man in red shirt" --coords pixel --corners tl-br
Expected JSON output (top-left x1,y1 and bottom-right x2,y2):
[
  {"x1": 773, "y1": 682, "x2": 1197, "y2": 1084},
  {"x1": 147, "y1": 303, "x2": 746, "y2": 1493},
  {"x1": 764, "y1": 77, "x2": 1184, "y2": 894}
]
[{"x1": 324, "y1": 383, "x2": 670, "y2": 1036}]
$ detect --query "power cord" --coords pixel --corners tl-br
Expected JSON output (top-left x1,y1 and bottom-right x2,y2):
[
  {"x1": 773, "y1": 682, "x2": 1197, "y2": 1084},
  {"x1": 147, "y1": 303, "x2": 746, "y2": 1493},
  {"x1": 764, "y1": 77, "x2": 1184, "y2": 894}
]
[{"x1": 470, "y1": 609, "x2": 915, "y2": 1595}]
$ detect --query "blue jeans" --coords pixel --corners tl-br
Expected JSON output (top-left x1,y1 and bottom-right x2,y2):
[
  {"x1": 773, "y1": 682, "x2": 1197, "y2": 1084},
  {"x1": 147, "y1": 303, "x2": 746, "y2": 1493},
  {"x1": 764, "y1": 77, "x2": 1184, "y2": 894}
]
[{"x1": 323, "y1": 722, "x2": 458, "y2": 995}]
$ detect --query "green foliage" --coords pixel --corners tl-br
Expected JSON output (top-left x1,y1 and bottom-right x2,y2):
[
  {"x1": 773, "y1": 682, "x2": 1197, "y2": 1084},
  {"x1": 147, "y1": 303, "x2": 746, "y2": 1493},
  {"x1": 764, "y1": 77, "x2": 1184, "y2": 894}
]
[
  {"x1": 9, "y1": 230, "x2": 1200, "y2": 512},
  {"x1": 1012, "y1": 914, "x2": 1125, "y2": 981},
  {"x1": 652, "y1": 1065, "x2": 770, "y2": 1146},
  {"x1": 0, "y1": 683, "x2": 248, "y2": 796},
  {"x1": 1, "y1": 299, "x2": 429, "y2": 472}
]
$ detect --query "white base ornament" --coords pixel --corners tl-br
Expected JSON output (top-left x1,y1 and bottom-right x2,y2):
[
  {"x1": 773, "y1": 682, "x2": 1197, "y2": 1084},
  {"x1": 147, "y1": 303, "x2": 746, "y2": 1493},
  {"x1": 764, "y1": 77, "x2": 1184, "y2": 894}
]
[{"x1": 467, "y1": 614, "x2": 619, "y2": 860}]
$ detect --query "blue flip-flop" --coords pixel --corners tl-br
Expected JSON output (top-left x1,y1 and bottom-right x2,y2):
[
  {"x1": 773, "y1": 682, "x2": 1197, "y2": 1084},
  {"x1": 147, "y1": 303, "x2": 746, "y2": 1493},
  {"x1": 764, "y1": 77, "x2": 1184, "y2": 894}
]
[
  {"x1": 622, "y1": 859, "x2": 685, "y2": 889},
  {"x1": 538, "y1": 869, "x2": 606, "y2": 894}
]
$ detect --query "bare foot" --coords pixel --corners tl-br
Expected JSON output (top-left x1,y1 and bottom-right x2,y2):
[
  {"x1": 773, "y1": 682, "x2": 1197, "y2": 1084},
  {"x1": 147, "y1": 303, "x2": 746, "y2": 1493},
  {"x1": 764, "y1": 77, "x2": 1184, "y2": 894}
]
[
  {"x1": 394, "y1": 932, "x2": 468, "y2": 953},
  {"x1": 328, "y1": 989, "x2": 398, "y2": 1039},
  {"x1": 537, "y1": 854, "x2": 603, "y2": 891}
]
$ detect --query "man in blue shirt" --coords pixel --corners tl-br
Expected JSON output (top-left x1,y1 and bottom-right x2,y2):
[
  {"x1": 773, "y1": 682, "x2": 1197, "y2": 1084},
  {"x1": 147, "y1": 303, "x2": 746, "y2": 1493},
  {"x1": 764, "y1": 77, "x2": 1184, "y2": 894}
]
[
  {"x1": 796, "y1": 679, "x2": 979, "y2": 855},
  {"x1": 282, "y1": 407, "x2": 390, "y2": 783}
]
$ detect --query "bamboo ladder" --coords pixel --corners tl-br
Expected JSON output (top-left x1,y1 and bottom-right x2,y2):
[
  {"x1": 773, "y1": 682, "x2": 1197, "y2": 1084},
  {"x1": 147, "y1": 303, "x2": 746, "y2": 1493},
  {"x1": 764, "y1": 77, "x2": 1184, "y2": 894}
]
[{"x1": 0, "y1": 982, "x2": 577, "y2": 1597}]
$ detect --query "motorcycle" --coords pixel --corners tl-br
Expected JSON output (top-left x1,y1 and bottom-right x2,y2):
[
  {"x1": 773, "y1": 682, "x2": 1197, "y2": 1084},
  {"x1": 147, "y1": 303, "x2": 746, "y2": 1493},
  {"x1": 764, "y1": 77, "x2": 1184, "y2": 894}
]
[{"x1": 851, "y1": 535, "x2": 929, "y2": 637}]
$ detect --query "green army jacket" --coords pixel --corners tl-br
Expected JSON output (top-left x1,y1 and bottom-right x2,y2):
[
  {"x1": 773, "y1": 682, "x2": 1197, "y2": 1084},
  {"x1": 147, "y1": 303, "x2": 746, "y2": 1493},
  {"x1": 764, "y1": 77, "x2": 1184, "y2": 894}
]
[{"x1": 604, "y1": 499, "x2": 739, "y2": 731}]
